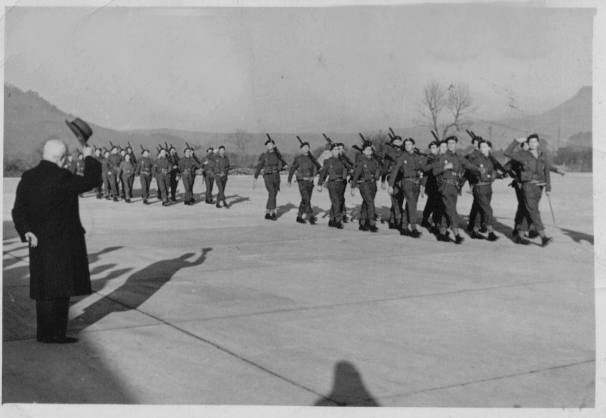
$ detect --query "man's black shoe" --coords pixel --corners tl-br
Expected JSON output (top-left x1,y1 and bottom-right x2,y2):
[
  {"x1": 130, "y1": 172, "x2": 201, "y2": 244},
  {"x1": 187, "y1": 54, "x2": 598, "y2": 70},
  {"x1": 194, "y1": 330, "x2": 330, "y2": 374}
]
[
  {"x1": 369, "y1": 225, "x2": 378, "y2": 233},
  {"x1": 265, "y1": 213, "x2": 272, "y2": 220},
  {"x1": 454, "y1": 235, "x2": 464, "y2": 244},
  {"x1": 335, "y1": 222, "x2": 344, "y2": 229},
  {"x1": 410, "y1": 229, "x2": 421, "y2": 238},
  {"x1": 541, "y1": 236, "x2": 553, "y2": 247},
  {"x1": 437, "y1": 233, "x2": 449, "y2": 242},
  {"x1": 388, "y1": 222, "x2": 398, "y2": 230},
  {"x1": 400, "y1": 228, "x2": 409, "y2": 236},
  {"x1": 271, "y1": 213, "x2": 277, "y2": 221},
  {"x1": 512, "y1": 235, "x2": 529, "y2": 245},
  {"x1": 216, "y1": 203, "x2": 222, "y2": 208},
  {"x1": 358, "y1": 222, "x2": 368, "y2": 231},
  {"x1": 342, "y1": 216, "x2": 349, "y2": 223},
  {"x1": 308, "y1": 216, "x2": 317, "y2": 225},
  {"x1": 479, "y1": 225, "x2": 488, "y2": 233},
  {"x1": 528, "y1": 230, "x2": 539, "y2": 239},
  {"x1": 487, "y1": 232, "x2": 499, "y2": 242},
  {"x1": 222, "y1": 201, "x2": 229, "y2": 208},
  {"x1": 37, "y1": 335, "x2": 78, "y2": 344},
  {"x1": 113, "y1": 197, "x2": 119, "y2": 202},
  {"x1": 162, "y1": 202, "x2": 170, "y2": 207},
  {"x1": 421, "y1": 220, "x2": 432, "y2": 229},
  {"x1": 296, "y1": 216, "x2": 306, "y2": 224}
]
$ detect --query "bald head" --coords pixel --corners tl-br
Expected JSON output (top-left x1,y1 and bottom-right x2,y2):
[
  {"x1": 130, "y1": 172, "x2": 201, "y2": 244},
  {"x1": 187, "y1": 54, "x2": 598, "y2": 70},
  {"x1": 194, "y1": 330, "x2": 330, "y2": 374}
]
[{"x1": 43, "y1": 139, "x2": 67, "y2": 166}]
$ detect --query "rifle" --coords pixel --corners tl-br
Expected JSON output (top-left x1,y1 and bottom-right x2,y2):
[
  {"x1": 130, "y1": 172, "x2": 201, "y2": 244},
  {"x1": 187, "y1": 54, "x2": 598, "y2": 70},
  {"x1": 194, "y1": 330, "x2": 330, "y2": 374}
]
[
  {"x1": 296, "y1": 135, "x2": 321, "y2": 170},
  {"x1": 465, "y1": 129, "x2": 477, "y2": 140},
  {"x1": 140, "y1": 144, "x2": 145, "y2": 153},
  {"x1": 388, "y1": 127, "x2": 398, "y2": 141},
  {"x1": 430, "y1": 130, "x2": 440, "y2": 142},
  {"x1": 109, "y1": 140, "x2": 116, "y2": 150},
  {"x1": 266, "y1": 133, "x2": 288, "y2": 169},
  {"x1": 128, "y1": 141, "x2": 133, "y2": 150},
  {"x1": 322, "y1": 133, "x2": 334, "y2": 150}
]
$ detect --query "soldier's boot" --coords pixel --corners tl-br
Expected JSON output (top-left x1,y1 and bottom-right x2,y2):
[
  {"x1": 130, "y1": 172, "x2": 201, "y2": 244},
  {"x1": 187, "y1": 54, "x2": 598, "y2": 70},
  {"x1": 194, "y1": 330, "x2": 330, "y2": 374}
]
[
  {"x1": 342, "y1": 214, "x2": 349, "y2": 223},
  {"x1": 479, "y1": 225, "x2": 488, "y2": 233},
  {"x1": 296, "y1": 216, "x2": 306, "y2": 224},
  {"x1": 454, "y1": 234, "x2": 465, "y2": 244},
  {"x1": 308, "y1": 216, "x2": 317, "y2": 225},
  {"x1": 513, "y1": 234, "x2": 529, "y2": 245},
  {"x1": 358, "y1": 221, "x2": 368, "y2": 231},
  {"x1": 528, "y1": 229, "x2": 539, "y2": 239},
  {"x1": 541, "y1": 236, "x2": 553, "y2": 247},
  {"x1": 368, "y1": 224, "x2": 378, "y2": 233},
  {"x1": 271, "y1": 212, "x2": 278, "y2": 221},
  {"x1": 328, "y1": 219, "x2": 335, "y2": 228},
  {"x1": 265, "y1": 212, "x2": 272, "y2": 220},
  {"x1": 113, "y1": 196, "x2": 119, "y2": 202},
  {"x1": 487, "y1": 232, "x2": 499, "y2": 242},
  {"x1": 216, "y1": 201, "x2": 222, "y2": 208},
  {"x1": 400, "y1": 227, "x2": 409, "y2": 236},
  {"x1": 143, "y1": 199, "x2": 148, "y2": 205},
  {"x1": 335, "y1": 220, "x2": 344, "y2": 229},
  {"x1": 409, "y1": 228, "x2": 421, "y2": 238},
  {"x1": 470, "y1": 229, "x2": 485, "y2": 240}
]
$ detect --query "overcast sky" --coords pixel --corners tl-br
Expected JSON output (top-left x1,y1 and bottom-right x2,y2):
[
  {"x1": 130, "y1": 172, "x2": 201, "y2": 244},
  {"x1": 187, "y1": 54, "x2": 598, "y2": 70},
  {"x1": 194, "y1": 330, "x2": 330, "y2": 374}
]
[{"x1": 5, "y1": 4, "x2": 594, "y2": 132}]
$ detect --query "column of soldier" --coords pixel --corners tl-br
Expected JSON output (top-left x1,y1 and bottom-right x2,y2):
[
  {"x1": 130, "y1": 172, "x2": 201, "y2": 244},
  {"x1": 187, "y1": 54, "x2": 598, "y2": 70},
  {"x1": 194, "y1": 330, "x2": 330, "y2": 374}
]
[
  {"x1": 256, "y1": 129, "x2": 561, "y2": 247},
  {"x1": 73, "y1": 141, "x2": 231, "y2": 208},
  {"x1": 77, "y1": 128, "x2": 560, "y2": 248}
]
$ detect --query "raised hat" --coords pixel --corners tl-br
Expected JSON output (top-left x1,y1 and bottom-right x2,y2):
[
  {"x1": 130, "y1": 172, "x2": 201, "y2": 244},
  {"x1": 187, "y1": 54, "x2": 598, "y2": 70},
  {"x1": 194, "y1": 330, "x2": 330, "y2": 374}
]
[{"x1": 65, "y1": 117, "x2": 93, "y2": 144}]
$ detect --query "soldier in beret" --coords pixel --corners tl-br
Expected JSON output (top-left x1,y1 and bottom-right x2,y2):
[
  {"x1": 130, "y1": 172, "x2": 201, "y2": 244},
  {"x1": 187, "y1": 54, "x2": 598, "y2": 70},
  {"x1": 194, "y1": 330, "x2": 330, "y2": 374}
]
[
  {"x1": 317, "y1": 143, "x2": 348, "y2": 229},
  {"x1": 254, "y1": 138, "x2": 284, "y2": 220},
  {"x1": 107, "y1": 146, "x2": 122, "y2": 202},
  {"x1": 432, "y1": 135, "x2": 477, "y2": 244},
  {"x1": 214, "y1": 145, "x2": 230, "y2": 208},
  {"x1": 118, "y1": 153, "x2": 136, "y2": 203},
  {"x1": 351, "y1": 142, "x2": 382, "y2": 232},
  {"x1": 179, "y1": 147, "x2": 200, "y2": 205},
  {"x1": 421, "y1": 140, "x2": 442, "y2": 232},
  {"x1": 383, "y1": 135, "x2": 404, "y2": 229},
  {"x1": 288, "y1": 141, "x2": 321, "y2": 224},
  {"x1": 388, "y1": 137, "x2": 430, "y2": 237},
  {"x1": 202, "y1": 147, "x2": 216, "y2": 204},
  {"x1": 336, "y1": 142, "x2": 354, "y2": 223},
  {"x1": 136, "y1": 148, "x2": 154, "y2": 204},
  {"x1": 101, "y1": 149, "x2": 112, "y2": 199},
  {"x1": 504, "y1": 134, "x2": 553, "y2": 247},
  {"x1": 168, "y1": 146, "x2": 180, "y2": 202},
  {"x1": 154, "y1": 148, "x2": 172, "y2": 206}
]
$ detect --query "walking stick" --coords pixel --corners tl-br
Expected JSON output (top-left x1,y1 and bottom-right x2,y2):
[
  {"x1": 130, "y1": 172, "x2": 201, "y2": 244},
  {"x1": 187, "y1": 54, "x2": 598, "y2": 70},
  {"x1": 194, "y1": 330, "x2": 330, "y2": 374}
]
[{"x1": 547, "y1": 193, "x2": 556, "y2": 225}]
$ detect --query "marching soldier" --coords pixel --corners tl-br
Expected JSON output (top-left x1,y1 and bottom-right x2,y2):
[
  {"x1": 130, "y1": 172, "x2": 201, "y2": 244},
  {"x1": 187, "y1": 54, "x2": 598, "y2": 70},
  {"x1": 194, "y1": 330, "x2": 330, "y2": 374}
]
[
  {"x1": 288, "y1": 141, "x2": 321, "y2": 224},
  {"x1": 504, "y1": 134, "x2": 553, "y2": 247},
  {"x1": 253, "y1": 138, "x2": 284, "y2": 220},
  {"x1": 137, "y1": 148, "x2": 154, "y2": 204},
  {"x1": 107, "y1": 146, "x2": 122, "y2": 201},
  {"x1": 101, "y1": 149, "x2": 112, "y2": 199},
  {"x1": 202, "y1": 147, "x2": 216, "y2": 204},
  {"x1": 93, "y1": 147, "x2": 104, "y2": 198},
  {"x1": 168, "y1": 146, "x2": 180, "y2": 202},
  {"x1": 118, "y1": 153, "x2": 136, "y2": 203},
  {"x1": 214, "y1": 145, "x2": 230, "y2": 208},
  {"x1": 466, "y1": 139, "x2": 504, "y2": 241},
  {"x1": 119, "y1": 148, "x2": 127, "y2": 199},
  {"x1": 179, "y1": 147, "x2": 200, "y2": 205},
  {"x1": 432, "y1": 135, "x2": 476, "y2": 244},
  {"x1": 421, "y1": 141, "x2": 442, "y2": 232},
  {"x1": 337, "y1": 142, "x2": 354, "y2": 223},
  {"x1": 317, "y1": 143, "x2": 348, "y2": 229},
  {"x1": 465, "y1": 135, "x2": 485, "y2": 233},
  {"x1": 388, "y1": 137, "x2": 429, "y2": 237},
  {"x1": 383, "y1": 135, "x2": 404, "y2": 229},
  {"x1": 351, "y1": 142, "x2": 382, "y2": 232},
  {"x1": 154, "y1": 148, "x2": 172, "y2": 206}
]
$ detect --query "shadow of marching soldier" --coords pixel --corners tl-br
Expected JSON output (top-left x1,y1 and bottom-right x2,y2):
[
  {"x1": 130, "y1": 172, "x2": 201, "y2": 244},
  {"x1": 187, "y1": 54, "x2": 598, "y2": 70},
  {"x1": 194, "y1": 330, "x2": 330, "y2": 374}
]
[
  {"x1": 70, "y1": 248, "x2": 212, "y2": 332},
  {"x1": 314, "y1": 360, "x2": 380, "y2": 406}
]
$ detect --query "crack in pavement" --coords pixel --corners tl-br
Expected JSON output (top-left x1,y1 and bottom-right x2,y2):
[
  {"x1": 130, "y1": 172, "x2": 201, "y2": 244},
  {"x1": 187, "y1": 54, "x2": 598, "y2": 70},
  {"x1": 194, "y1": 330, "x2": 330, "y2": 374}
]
[{"x1": 375, "y1": 359, "x2": 595, "y2": 402}]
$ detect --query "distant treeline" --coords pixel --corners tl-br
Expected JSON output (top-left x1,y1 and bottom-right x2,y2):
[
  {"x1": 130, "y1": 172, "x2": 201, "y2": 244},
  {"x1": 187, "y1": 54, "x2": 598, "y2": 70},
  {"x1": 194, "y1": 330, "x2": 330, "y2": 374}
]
[{"x1": 3, "y1": 142, "x2": 592, "y2": 177}]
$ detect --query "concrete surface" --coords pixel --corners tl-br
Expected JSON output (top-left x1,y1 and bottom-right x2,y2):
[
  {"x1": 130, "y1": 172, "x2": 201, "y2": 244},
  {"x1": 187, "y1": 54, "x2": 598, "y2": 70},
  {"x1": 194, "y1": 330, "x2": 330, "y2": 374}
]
[{"x1": 2, "y1": 173, "x2": 595, "y2": 407}]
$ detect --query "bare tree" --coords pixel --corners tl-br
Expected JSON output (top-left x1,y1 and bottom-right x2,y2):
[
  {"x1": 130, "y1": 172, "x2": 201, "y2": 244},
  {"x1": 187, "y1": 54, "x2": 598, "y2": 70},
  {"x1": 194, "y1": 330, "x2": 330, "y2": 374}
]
[{"x1": 418, "y1": 82, "x2": 474, "y2": 140}]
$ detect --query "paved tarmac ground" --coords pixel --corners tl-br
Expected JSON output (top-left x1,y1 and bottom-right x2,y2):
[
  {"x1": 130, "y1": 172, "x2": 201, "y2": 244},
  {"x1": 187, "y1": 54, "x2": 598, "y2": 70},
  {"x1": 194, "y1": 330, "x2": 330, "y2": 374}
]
[{"x1": 2, "y1": 173, "x2": 595, "y2": 406}]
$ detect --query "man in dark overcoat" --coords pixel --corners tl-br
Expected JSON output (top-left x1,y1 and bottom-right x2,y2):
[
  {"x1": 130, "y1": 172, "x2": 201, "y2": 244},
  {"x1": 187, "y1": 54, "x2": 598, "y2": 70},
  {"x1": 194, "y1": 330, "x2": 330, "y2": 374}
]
[{"x1": 11, "y1": 139, "x2": 102, "y2": 343}]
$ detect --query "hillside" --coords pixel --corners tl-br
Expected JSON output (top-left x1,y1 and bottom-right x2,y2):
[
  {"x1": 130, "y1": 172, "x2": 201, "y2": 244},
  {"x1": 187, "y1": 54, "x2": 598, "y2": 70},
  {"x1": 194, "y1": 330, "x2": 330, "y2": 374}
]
[{"x1": 3, "y1": 84, "x2": 592, "y2": 174}]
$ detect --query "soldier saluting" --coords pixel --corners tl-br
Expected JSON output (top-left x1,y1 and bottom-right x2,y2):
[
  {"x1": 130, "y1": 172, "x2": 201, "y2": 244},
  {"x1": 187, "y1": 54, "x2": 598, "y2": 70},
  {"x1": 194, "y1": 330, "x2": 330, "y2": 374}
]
[
  {"x1": 351, "y1": 141, "x2": 382, "y2": 232},
  {"x1": 253, "y1": 136, "x2": 284, "y2": 220},
  {"x1": 288, "y1": 138, "x2": 321, "y2": 224},
  {"x1": 317, "y1": 143, "x2": 348, "y2": 229},
  {"x1": 504, "y1": 134, "x2": 553, "y2": 247},
  {"x1": 179, "y1": 147, "x2": 200, "y2": 205}
]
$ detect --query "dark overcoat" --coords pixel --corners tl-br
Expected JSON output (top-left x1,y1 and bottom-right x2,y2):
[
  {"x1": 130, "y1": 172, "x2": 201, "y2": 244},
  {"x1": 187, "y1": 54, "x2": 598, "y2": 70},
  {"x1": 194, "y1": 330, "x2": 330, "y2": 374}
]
[{"x1": 12, "y1": 157, "x2": 102, "y2": 300}]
